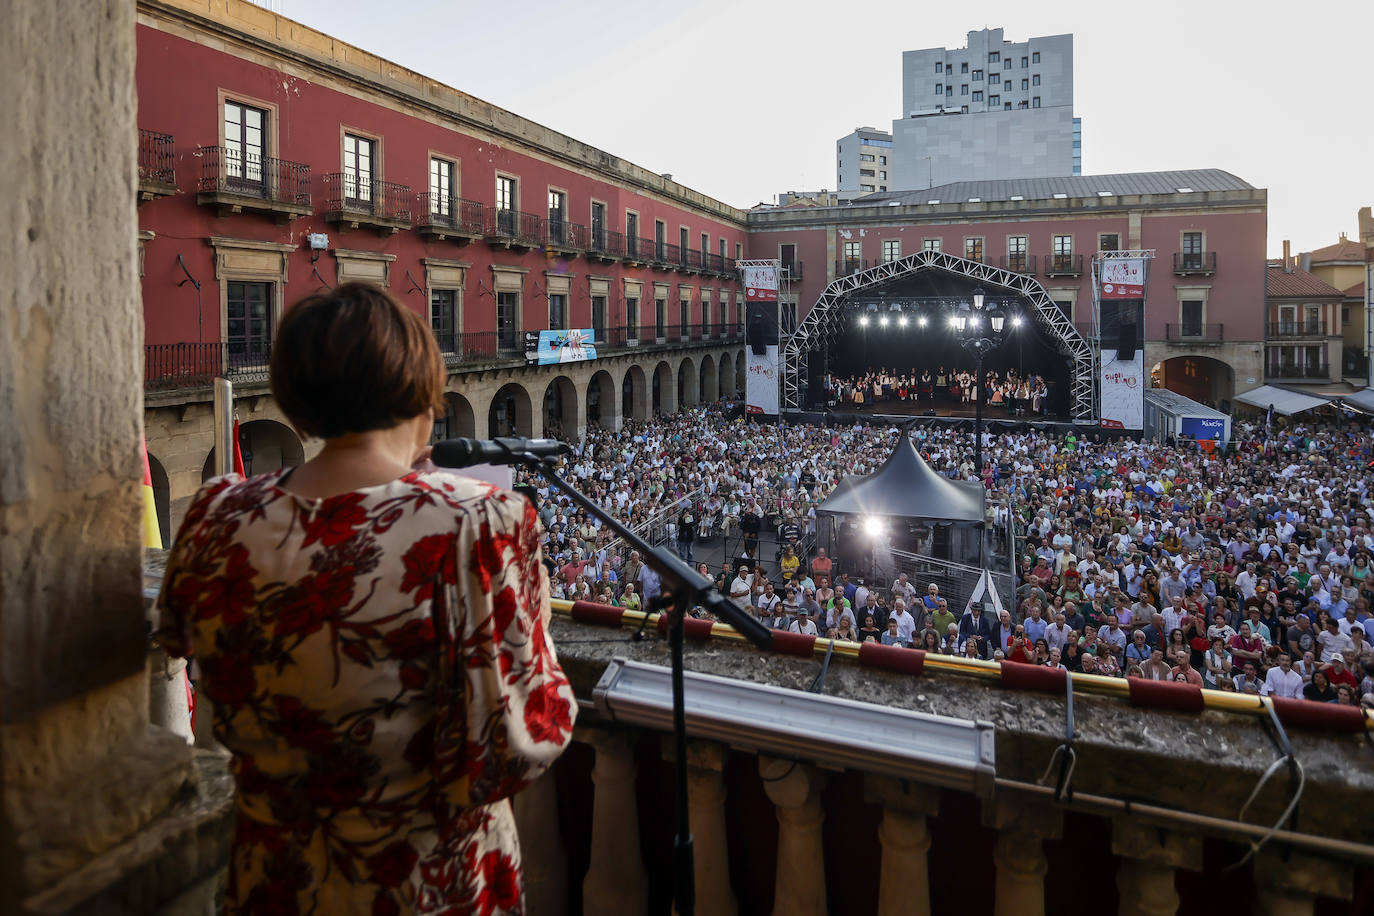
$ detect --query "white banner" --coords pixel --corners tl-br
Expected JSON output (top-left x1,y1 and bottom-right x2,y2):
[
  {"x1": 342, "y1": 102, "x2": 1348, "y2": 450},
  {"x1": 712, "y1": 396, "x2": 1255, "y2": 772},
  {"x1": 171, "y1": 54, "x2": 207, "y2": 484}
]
[
  {"x1": 746, "y1": 345, "x2": 778, "y2": 415},
  {"x1": 744, "y1": 265, "x2": 778, "y2": 303},
  {"x1": 1099, "y1": 259, "x2": 1145, "y2": 298},
  {"x1": 1100, "y1": 348, "x2": 1144, "y2": 429}
]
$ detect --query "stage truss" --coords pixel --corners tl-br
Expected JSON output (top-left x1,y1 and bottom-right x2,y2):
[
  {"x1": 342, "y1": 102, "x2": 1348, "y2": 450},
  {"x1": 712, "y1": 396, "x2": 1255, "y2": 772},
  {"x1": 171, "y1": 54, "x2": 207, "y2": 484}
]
[{"x1": 780, "y1": 250, "x2": 1097, "y2": 423}]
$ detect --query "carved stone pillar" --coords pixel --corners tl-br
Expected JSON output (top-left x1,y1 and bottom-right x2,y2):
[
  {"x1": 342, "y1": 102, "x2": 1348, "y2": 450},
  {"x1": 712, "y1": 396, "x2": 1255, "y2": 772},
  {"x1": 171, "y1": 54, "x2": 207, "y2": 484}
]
[
  {"x1": 865, "y1": 775, "x2": 940, "y2": 916},
  {"x1": 512, "y1": 769, "x2": 567, "y2": 916},
  {"x1": 1253, "y1": 849, "x2": 1353, "y2": 916},
  {"x1": 986, "y1": 796, "x2": 1062, "y2": 916},
  {"x1": 760, "y1": 756, "x2": 827, "y2": 916},
  {"x1": 664, "y1": 740, "x2": 737, "y2": 916},
  {"x1": 581, "y1": 730, "x2": 649, "y2": 916},
  {"x1": 1112, "y1": 820, "x2": 1202, "y2": 916}
]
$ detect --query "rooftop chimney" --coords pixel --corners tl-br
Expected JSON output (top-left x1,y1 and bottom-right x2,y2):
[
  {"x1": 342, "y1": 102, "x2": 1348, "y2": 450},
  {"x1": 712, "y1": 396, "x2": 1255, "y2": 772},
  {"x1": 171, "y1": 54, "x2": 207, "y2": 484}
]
[{"x1": 1283, "y1": 239, "x2": 1292, "y2": 273}]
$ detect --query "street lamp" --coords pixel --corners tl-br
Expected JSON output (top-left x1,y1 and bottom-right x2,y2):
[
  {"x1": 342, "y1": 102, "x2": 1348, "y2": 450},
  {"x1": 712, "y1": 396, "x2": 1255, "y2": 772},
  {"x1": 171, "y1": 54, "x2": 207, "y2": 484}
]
[{"x1": 952, "y1": 287, "x2": 1011, "y2": 479}]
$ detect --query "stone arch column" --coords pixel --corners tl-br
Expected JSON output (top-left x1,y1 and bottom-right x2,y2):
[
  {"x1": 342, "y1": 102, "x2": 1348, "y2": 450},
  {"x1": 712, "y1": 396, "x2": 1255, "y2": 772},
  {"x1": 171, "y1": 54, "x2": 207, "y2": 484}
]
[
  {"x1": 438, "y1": 389, "x2": 477, "y2": 440},
  {"x1": 718, "y1": 352, "x2": 733, "y2": 403},
  {"x1": 677, "y1": 355, "x2": 699, "y2": 410},
  {"x1": 586, "y1": 368, "x2": 620, "y2": 432},
  {"x1": 541, "y1": 374, "x2": 582, "y2": 440},
  {"x1": 652, "y1": 360, "x2": 676, "y2": 416},
  {"x1": 202, "y1": 417, "x2": 305, "y2": 481},
  {"x1": 621, "y1": 363, "x2": 649, "y2": 422},
  {"x1": 699, "y1": 353, "x2": 719, "y2": 404}
]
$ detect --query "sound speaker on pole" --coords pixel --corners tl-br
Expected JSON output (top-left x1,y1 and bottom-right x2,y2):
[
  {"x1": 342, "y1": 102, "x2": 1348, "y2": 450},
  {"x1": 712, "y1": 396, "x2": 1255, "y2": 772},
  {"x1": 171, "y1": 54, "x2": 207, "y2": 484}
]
[
  {"x1": 748, "y1": 319, "x2": 766, "y2": 355},
  {"x1": 1116, "y1": 323, "x2": 1137, "y2": 362}
]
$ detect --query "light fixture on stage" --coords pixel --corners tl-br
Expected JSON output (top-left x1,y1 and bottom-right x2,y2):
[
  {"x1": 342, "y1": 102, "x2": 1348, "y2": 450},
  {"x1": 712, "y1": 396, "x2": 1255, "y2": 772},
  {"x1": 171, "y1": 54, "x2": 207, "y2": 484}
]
[
  {"x1": 898, "y1": 315, "x2": 908, "y2": 327},
  {"x1": 863, "y1": 516, "x2": 885, "y2": 538},
  {"x1": 879, "y1": 316, "x2": 889, "y2": 327},
  {"x1": 918, "y1": 315, "x2": 928, "y2": 328},
  {"x1": 859, "y1": 315, "x2": 870, "y2": 327},
  {"x1": 1012, "y1": 315, "x2": 1023, "y2": 328}
]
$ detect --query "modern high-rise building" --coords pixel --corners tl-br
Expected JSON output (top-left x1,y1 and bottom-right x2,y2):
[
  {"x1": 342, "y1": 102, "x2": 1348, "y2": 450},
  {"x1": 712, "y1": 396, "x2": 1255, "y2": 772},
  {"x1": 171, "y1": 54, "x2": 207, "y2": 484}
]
[
  {"x1": 889, "y1": 28, "x2": 1078, "y2": 190},
  {"x1": 836, "y1": 127, "x2": 894, "y2": 194}
]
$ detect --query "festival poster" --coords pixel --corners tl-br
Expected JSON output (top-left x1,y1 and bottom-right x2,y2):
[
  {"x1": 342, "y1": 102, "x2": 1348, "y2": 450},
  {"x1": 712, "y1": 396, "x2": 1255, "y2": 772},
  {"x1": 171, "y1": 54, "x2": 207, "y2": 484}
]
[
  {"x1": 527, "y1": 329, "x2": 597, "y2": 365},
  {"x1": 1100, "y1": 348, "x2": 1144, "y2": 429},
  {"x1": 744, "y1": 265, "x2": 779, "y2": 303},
  {"x1": 746, "y1": 345, "x2": 778, "y2": 415},
  {"x1": 1099, "y1": 258, "x2": 1145, "y2": 299}
]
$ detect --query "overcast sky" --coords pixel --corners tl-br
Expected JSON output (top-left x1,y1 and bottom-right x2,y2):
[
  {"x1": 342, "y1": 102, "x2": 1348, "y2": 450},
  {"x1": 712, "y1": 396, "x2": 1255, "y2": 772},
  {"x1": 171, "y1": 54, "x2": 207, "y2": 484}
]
[{"x1": 255, "y1": 0, "x2": 1372, "y2": 257}]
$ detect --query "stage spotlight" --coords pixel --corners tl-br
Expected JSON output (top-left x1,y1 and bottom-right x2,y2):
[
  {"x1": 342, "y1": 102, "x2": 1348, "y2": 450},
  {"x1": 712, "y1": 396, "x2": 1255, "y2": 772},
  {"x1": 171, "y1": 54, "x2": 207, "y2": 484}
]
[
  {"x1": 918, "y1": 315, "x2": 928, "y2": 328},
  {"x1": 1012, "y1": 315, "x2": 1024, "y2": 328},
  {"x1": 879, "y1": 316, "x2": 889, "y2": 327},
  {"x1": 948, "y1": 315, "x2": 958, "y2": 328},
  {"x1": 898, "y1": 315, "x2": 908, "y2": 327},
  {"x1": 863, "y1": 516, "x2": 885, "y2": 538},
  {"x1": 859, "y1": 316, "x2": 870, "y2": 327}
]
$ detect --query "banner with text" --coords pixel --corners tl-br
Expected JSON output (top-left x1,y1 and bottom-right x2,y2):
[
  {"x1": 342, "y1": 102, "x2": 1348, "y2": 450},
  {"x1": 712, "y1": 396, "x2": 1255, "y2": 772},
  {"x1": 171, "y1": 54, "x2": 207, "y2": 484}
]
[
  {"x1": 1100, "y1": 348, "x2": 1144, "y2": 429},
  {"x1": 746, "y1": 345, "x2": 779, "y2": 415},
  {"x1": 744, "y1": 264, "x2": 779, "y2": 303},
  {"x1": 526, "y1": 329, "x2": 597, "y2": 365},
  {"x1": 1099, "y1": 258, "x2": 1145, "y2": 298}
]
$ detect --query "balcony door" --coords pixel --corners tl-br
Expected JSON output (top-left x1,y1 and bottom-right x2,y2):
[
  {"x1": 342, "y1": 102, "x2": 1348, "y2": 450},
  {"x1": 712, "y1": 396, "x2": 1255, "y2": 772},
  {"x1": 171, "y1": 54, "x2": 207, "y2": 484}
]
[
  {"x1": 226, "y1": 281, "x2": 272, "y2": 368},
  {"x1": 224, "y1": 101, "x2": 266, "y2": 191},
  {"x1": 343, "y1": 133, "x2": 375, "y2": 209},
  {"x1": 497, "y1": 176, "x2": 517, "y2": 235},
  {"x1": 548, "y1": 190, "x2": 567, "y2": 245}
]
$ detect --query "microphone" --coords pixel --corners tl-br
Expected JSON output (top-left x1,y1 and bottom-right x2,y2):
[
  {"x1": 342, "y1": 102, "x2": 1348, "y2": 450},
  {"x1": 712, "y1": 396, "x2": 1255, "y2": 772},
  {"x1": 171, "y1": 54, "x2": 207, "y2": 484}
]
[{"x1": 431, "y1": 436, "x2": 571, "y2": 468}]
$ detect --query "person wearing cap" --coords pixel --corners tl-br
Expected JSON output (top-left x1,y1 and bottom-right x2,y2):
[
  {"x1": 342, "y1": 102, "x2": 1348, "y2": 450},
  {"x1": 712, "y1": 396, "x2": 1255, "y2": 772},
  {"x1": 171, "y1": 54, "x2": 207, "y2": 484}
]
[
  {"x1": 728, "y1": 565, "x2": 753, "y2": 607},
  {"x1": 789, "y1": 607, "x2": 818, "y2": 636}
]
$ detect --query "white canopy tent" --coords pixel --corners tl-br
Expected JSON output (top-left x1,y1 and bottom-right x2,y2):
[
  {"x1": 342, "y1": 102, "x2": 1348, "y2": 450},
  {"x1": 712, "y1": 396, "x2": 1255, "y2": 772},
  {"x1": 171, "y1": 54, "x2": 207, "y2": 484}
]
[
  {"x1": 1339, "y1": 388, "x2": 1374, "y2": 413},
  {"x1": 1233, "y1": 385, "x2": 1331, "y2": 416}
]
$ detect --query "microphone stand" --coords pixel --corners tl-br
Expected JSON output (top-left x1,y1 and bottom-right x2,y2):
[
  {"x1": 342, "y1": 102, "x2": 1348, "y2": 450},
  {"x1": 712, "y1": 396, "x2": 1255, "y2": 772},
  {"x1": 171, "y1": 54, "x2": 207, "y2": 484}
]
[{"x1": 444, "y1": 446, "x2": 774, "y2": 916}]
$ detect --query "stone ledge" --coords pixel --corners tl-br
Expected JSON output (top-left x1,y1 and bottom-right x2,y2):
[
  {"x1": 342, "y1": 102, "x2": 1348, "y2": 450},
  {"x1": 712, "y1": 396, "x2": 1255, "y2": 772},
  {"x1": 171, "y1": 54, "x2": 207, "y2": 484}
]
[{"x1": 22, "y1": 751, "x2": 234, "y2": 916}]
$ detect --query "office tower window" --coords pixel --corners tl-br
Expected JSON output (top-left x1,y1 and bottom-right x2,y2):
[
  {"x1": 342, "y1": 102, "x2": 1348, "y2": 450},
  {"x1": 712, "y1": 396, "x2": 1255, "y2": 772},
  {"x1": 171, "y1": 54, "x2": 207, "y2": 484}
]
[
  {"x1": 1032, "y1": 74, "x2": 1040, "y2": 86},
  {"x1": 1033, "y1": 97, "x2": 1041, "y2": 108},
  {"x1": 1032, "y1": 51, "x2": 1040, "y2": 63},
  {"x1": 988, "y1": 51, "x2": 999, "y2": 62},
  {"x1": 972, "y1": 91, "x2": 983, "y2": 102}
]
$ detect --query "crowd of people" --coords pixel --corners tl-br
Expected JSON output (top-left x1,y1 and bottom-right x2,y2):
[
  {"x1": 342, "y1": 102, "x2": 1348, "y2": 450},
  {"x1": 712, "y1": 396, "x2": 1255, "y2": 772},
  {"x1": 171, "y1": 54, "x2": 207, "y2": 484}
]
[
  {"x1": 520, "y1": 403, "x2": 1374, "y2": 708},
  {"x1": 825, "y1": 367, "x2": 1052, "y2": 415}
]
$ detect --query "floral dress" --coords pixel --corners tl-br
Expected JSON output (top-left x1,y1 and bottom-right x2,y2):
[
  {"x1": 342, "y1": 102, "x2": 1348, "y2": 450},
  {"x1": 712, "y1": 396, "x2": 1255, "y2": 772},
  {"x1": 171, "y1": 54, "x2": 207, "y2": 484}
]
[{"x1": 157, "y1": 469, "x2": 576, "y2": 915}]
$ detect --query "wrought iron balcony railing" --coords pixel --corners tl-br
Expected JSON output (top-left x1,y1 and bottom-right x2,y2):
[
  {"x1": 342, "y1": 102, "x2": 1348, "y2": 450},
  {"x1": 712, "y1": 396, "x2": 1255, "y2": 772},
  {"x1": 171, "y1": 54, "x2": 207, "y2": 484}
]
[
  {"x1": 321, "y1": 173, "x2": 412, "y2": 229},
  {"x1": 196, "y1": 146, "x2": 311, "y2": 216},
  {"x1": 587, "y1": 227, "x2": 624, "y2": 260},
  {"x1": 1267, "y1": 321, "x2": 1327, "y2": 339},
  {"x1": 1043, "y1": 253, "x2": 1083, "y2": 276},
  {"x1": 415, "y1": 194, "x2": 485, "y2": 239},
  {"x1": 1267, "y1": 361, "x2": 1330, "y2": 380},
  {"x1": 999, "y1": 254, "x2": 1036, "y2": 274},
  {"x1": 1165, "y1": 323, "x2": 1224, "y2": 342},
  {"x1": 483, "y1": 207, "x2": 544, "y2": 248},
  {"x1": 1174, "y1": 251, "x2": 1217, "y2": 274},
  {"x1": 138, "y1": 129, "x2": 177, "y2": 199}
]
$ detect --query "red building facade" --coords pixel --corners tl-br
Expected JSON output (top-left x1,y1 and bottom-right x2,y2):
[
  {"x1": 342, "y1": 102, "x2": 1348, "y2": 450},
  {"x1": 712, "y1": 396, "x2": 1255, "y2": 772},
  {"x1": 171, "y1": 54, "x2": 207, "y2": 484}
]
[
  {"x1": 747, "y1": 176, "x2": 1268, "y2": 409},
  {"x1": 136, "y1": 0, "x2": 749, "y2": 537}
]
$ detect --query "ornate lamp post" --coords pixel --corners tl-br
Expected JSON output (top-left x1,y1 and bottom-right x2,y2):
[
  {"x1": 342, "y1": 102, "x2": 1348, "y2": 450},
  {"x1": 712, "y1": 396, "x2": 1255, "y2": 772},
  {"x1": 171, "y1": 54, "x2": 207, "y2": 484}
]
[{"x1": 951, "y1": 287, "x2": 1010, "y2": 477}]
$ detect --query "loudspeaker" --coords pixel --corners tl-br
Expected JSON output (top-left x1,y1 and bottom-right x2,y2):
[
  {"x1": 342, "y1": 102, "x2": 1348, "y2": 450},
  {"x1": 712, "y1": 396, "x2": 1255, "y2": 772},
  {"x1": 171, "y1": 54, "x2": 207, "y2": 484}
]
[
  {"x1": 1116, "y1": 323, "x2": 1137, "y2": 362},
  {"x1": 748, "y1": 319, "x2": 766, "y2": 355}
]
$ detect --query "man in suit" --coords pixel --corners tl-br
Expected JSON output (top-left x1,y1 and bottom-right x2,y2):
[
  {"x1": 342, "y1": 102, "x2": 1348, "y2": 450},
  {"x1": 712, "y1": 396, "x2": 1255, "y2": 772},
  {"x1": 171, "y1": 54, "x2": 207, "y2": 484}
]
[{"x1": 958, "y1": 603, "x2": 995, "y2": 659}]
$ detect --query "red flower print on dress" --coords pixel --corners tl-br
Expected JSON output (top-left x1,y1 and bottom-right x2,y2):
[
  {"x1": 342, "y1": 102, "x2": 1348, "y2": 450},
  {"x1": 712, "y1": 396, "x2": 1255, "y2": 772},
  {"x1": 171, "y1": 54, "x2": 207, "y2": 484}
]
[
  {"x1": 400, "y1": 533, "x2": 458, "y2": 602},
  {"x1": 522, "y1": 679, "x2": 573, "y2": 745},
  {"x1": 200, "y1": 651, "x2": 258, "y2": 709},
  {"x1": 300, "y1": 493, "x2": 370, "y2": 548},
  {"x1": 273, "y1": 569, "x2": 355, "y2": 639},
  {"x1": 267, "y1": 695, "x2": 336, "y2": 754},
  {"x1": 383, "y1": 617, "x2": 435, "y2": 661},
  {"x1": 475, "y1": 850, "x2": 522, "y2": 916}
]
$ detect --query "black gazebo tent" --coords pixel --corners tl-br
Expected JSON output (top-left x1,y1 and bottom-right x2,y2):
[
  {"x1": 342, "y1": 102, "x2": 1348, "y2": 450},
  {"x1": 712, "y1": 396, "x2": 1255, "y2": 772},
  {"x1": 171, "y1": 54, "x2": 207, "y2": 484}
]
[{"x1": 816, "y1": 430, "x2": 986, "y2": 571}]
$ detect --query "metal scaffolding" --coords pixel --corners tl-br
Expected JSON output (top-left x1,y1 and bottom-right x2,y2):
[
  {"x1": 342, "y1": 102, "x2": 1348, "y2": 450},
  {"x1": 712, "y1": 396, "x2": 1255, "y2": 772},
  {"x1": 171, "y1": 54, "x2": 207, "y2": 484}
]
[{"x1": 780, "y1": 249, "x2": 1098, "y2": 423}]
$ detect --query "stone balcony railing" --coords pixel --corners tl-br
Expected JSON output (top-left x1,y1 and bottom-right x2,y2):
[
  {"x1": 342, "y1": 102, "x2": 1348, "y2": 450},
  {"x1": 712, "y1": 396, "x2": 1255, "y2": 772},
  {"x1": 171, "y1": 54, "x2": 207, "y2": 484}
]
[{"x1": 133, "y1": 559, "x2": 1374, "y2": 916}]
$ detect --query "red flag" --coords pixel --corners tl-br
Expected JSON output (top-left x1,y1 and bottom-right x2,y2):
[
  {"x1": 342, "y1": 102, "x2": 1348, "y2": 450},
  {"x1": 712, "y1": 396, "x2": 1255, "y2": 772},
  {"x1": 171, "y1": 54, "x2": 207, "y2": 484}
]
[{"x1": 231, "y1": 419, "x2": 247, "y2": 476}]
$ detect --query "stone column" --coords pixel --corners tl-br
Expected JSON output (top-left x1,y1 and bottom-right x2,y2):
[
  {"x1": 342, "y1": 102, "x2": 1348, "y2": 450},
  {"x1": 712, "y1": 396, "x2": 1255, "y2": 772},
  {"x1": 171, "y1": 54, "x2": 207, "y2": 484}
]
[
  {"x1": 147, "y1": 649, "x2": 194, "y2": 744},
  {"x1": 865, "y1": 775, "x2": 940, "y2": 916},
  {"x1": 662, "y1": 740, "x2": 737, "y2": 916},
  {"x1": 512, "y1": 770, "x2": 567, "y2": 916},
  {"x1": 581, "y1": 730, "x2": 649, "y2": 916},
  {"x1": 760, "y1": 756, "x2": 827, "y2": 916},
  {"x1": 0, "y1": 2, "x2": 195, "y2": 911},
  {"x1": 1111, "y1": 820, "x2": 1202, "y2": 916},
  {"x1": 1253, "y1": 849, "x2": 1353, "y2": 916},
  {"x1": 986, "y1": 797, "x2": 1062, "y2": 916}
]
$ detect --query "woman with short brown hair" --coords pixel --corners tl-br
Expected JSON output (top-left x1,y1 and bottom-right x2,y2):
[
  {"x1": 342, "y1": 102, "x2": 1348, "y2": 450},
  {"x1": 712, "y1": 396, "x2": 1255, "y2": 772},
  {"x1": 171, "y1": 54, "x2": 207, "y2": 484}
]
[{"x1": 158, "y1": 282, "x2": 574, "y2": 914}]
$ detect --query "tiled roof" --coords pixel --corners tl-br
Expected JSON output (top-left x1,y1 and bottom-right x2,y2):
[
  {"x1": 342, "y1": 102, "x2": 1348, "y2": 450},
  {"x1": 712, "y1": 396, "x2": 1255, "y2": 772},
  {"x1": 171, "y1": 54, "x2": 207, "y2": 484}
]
[
  {"x1": 854, "y1": 169, "x2": 1254, "y2": 206},
  {"x1": 1344, "y1": 281, "x2": 1365, "y2": 299},
  {"x1": 1306, "y1": 238, "x2": 1366, "y2": 263},
  {"x1": 1266, "y1": 264, "x2": 1346, "y2": 299}
]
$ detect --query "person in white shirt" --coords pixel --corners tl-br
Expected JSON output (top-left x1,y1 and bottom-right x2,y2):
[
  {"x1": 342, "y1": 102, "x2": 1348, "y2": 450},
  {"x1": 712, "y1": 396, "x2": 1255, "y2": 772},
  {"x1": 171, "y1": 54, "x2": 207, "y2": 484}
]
[
  {"x1": 788, "y1": 608, "x2": 818, "y2": 636},
  {"x1": 1044, "y1": 613, "x2": 1071, "y2": 652},
  {"x1": 728, "y1": 566, "x2": 753, "y2": 606},
  {"x1": 1261, "y1": 653, "x2": 1305, "y2": 699},
  {"x1": 1317, "y1": 618, "x2": 1354, "y2": 664},
  {"x1": 889, "y1": 600, "x2": 916, "y2": 644}
]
